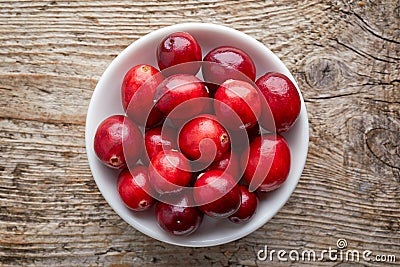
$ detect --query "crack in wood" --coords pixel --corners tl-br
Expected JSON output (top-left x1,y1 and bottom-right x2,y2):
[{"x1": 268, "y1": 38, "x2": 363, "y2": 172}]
[
  {"x1": 365, "y1": 128, "x2": 400, "y2": 170},
  {"x1": 306, "y1": 91, "x2": 361, "y2": 101},
  {"x1": 351, "y1": 9, "x2": 400, "y2": 45},
  {"x1": 334, "y1": 38, "x2": 397, "y2": 64}
]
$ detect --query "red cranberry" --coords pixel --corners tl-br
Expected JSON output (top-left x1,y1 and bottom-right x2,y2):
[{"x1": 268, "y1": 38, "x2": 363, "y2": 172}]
[
  {"x1": 193, "y1": 170, "x2": 241, "y2": 218},
  {"x1": 94, "y1": 115, "x2": 143, "y2": 169},
  {"x1": 154, "y1": 74, "x2": 208, "y2": 120},
  {"x1": 178, "y1": 114, "x2": 230, "y2": 163},
  {"x1": 205, "y1": 150, "x2": 240, "y2": 179},
  {"x1": 148, "y1": 150, "x2": 192, "y2": 194},
  {"x1": 121, "y1": 64, "x2": 164, "y2": 127},
  {"x1": 157, "y1": 32, "x2": 202, "y2": 76},
  {"x1": 214, "y1": 79, "x2": 261, "y2": 130},
  {"x1": 143, "y1": 126, "x2": 177, "y2": 165},
  {"x1": 117, "y1": 166, "x2": 155, "y2": 211},
  {"x1": 228, "y1": 185, "x2": 258, "y2": 223},
  {"x1": 256, "y1": 72, "x2": 301, "y2": 133},
  {"x1": 202, "y1": 46, "x2": 256, "y2": 94},
  {"x1": 155, "y1": 193, "x2": 203, "y2": 236},
  {"x1": 241, "y1": 134, "x2": 291, "y2": 192}
]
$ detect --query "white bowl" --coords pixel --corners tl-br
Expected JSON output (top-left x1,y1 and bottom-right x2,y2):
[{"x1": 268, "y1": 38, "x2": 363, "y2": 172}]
[{"x1": 85, "y1": 23, "x2": 309, "y2": 247}]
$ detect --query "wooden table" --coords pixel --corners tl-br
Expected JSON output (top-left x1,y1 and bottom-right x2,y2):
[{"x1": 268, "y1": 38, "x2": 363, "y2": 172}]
[{"x1": 1, "y1": 1, "x2": 399, "y2": 266}]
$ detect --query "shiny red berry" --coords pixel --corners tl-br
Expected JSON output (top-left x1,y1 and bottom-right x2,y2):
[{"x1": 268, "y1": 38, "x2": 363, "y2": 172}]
[
  {"x1": 155, "y1": 193, "x2": 203, "y2": 236},
  {"x1": 143, "y1": 126, "x2": 177, "y2": 165},
  {"x1": 178, "y1": 114, "x2": 230, "y2": 163},
  {"x1": 241, "y1": 134, "x2": 291, "y2": 192},
  {"x1": 202, "y1": 46, "x2": 256, "y2": 94},
  {"x1": 228, "y1": 185, "x2": 258, "y2": 223},
  {"x1": 214, "y1": 79, "x2": 261, "y2": 130},
  {"x1": 117, "y1": 166, "x2": 155, "y2": 211},
  {"x1": 205, "y1": 150, "x2": 240, "y2": 179},
  {"x1": 154, "y1": 74, "x2": 209, "y2": 120},
  {"x1": 193, "y1": 170, "x2": 241, "y2": 218},
  {"x1": 94, "y1": 115, "x2": 143, "y2": 169},
  {"x1": 157, "y1": 32, "x2": 202, "y2": 76},
  {"x1": 121, "y1": 64, "x2": 164, "y2": 128},
  {"x1": 256, "y1": 72, "x2": 301, "y2": 133},
  {"x1": 148, "y1": 150, "x2": 192, "y2": 194}
]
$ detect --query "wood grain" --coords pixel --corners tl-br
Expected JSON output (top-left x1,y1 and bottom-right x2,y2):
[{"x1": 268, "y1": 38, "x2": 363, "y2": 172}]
[{"x1": 0, "y1": 0, "x2": 399, "y2": 266}]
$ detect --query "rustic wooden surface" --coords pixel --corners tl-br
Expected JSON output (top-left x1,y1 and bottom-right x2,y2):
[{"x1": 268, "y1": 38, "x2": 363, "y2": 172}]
[{"x1": 0, "y1": 0, "x2": 399, "y2": 266}]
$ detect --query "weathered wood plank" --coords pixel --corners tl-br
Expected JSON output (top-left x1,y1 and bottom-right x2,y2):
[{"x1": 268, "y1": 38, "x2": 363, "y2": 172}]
[{"x1": 0, "y1": 0, "x2": 399, "y2": 266}]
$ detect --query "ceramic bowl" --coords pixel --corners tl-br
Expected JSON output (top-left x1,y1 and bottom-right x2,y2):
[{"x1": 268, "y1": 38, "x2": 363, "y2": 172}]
[{"x1": 85, "y1": 23, "x2": 309, "y2": 247}]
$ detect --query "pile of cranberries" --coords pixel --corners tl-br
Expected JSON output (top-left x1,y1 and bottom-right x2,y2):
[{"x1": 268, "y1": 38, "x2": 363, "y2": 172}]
[{"x1": 93, "y1": 31, "x2": 301, "y2": 236}]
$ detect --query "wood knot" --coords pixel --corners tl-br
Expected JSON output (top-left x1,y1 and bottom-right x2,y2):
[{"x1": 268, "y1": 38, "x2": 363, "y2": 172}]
[
  {"x1": 305, "y1": 57, "x2": 342, "y2": 90},
  {"x1": 366, "y1": 128, "x2": 400, "y2": 169}
]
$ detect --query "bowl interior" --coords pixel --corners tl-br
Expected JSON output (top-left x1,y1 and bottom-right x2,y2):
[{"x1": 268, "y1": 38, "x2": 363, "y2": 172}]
[{"x1": 85, "y1": 23, "x2": 309, "y2": 247}]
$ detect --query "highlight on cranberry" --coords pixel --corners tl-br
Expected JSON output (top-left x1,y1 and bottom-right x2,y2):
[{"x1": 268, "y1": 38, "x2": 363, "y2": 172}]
[
  {"x1": 193, "y1": 170, "x2": 241, "y2": 218},
  {"x1": 121, "y1": 64, "x2": 164, "y2": 128},
  {"x1": 178, "y1": 114, "x2": 230, "y2": 163},
  {"x1": 154, "y1": 73, "x2": 208, "y2": 120},
  {"x1": 148, "y1": 150, "x2": 192, "y2": 195},
  {"x1": 214, "y1": 79, "x2": 262, "y2": 130},
  {"x1": 228, "y1": 185, "x2": 259, "y2": 224},
  {"x1": 117, "y1": 166, "x2": 155, "y2": 211},
  {"x1": 241, "y1": 134, "x2": 291, "y2": 192},
  {"x1": 155, "y1": 192, "x2": 203, "y2": 236},
  {"x1": 93, "y1": 115, "x2": 143, "y2": 169},
  {"x1": 202, "y1": 46, "x2": 256, "y2": 95},
  {"x1": 92, "y1": 30, "x2": 302, "y2": 236},
  {"x1": 142, "y1": 126, "x2": 177, "y2": 165},
  {"x1": 256, "y1": 72, "x2": 301, "y2": 133},
  {"x1": 157, "y1": 32, "x2": 202, "y2": 76},
  {"x1": 205, "y1": 150, "x2": 240, "y2": 179}
]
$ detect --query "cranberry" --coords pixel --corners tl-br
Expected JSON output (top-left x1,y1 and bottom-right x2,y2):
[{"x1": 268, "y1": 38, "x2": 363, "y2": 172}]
[
  {"x1": 202, "y1": 46, "x2": 256, "y2": 94},
  {"x1": 148, "y1": 150, "x2": 192, "y2": 194},
  {"x1": 117, "y1": 166, "x2": 155, "y2": 211},
  {"x1": 178, "y1": 114, "x2": 230, "y2": 163},
  {"x1": 121, "y1": 64, "x2": 164, "y2": 128},
  {"x1": 193, "y1": 170, "x2": 241, "y2": 218},
  {"x1": 214, "y1": 79, "x2": 261, "y2": 130},
  {"x1": 241, "y1": 134, "x2": 291, "y2": 192},
  {"x1": 143, "y1": 126, "x2": 177, "y2": 165},
  {"x1": 94, "y1": 115, "x2": 143, "y2": 169},
  {"x1": 155, "y1": 193, "x2": 203, "y2": 236},
  {"x1": 256, "y1": 72, "x2": 301, "y2": 133},
  {"x1": 154, "y1": 74, "x2": 208, "y2": 120},
  {"x1": 228, "y1": 185, "x2": 258, "y2": 223},
  {"x1": 157, "y1": 32, "x2": 202, "y2": 76},
  {"x1": 205, "y1": 150, "x2": 240, "y2": 179}
]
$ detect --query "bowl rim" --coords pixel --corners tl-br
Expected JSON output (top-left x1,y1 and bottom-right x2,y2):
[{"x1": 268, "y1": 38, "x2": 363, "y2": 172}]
[{"x1": 85, "y1": 22, "x2": 309, "y2": 247}]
